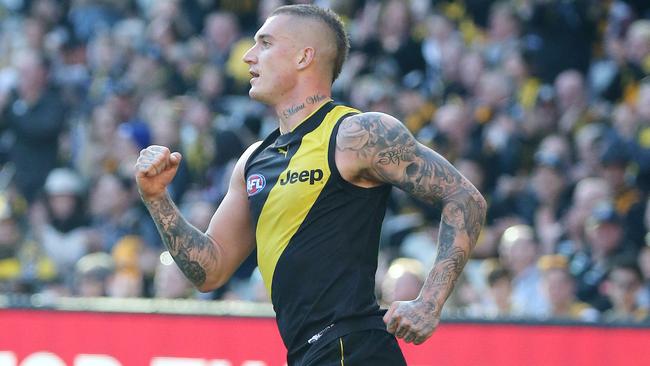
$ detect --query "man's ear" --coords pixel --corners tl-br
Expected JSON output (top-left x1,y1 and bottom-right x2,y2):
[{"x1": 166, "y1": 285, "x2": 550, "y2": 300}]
[{"x1": 297, "y1": 47, "x2": 315, "y2": 70}]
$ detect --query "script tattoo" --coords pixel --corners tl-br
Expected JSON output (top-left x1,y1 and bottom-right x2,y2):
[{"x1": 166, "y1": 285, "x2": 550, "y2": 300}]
[
  {"x1": 281, "y1": 103, "x2": 305, "y2": 119},
  {"x1": 145, "y1": 195, "x2": 218, "y2": 287},
  {"x1": 306, "y1": 94, "x2": 327, "y2": 105},
  {"x1": 337, "y1": 112, "x2": 486, "y2": 311},
  {"x1": 280, "y1": 94, "x2": 327, "y2": 119}
]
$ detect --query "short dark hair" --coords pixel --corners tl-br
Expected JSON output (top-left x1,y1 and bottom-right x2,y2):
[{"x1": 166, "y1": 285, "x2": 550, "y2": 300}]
[
  {"x1": 271, "y1": 4, "x2": 349, "y2": 83},
  {"x1": 487, "y1": 267, "x2": 511, "y2": 287},
  {"x1": 609, "y1": 255, "x2": 643, "y2": 282}
]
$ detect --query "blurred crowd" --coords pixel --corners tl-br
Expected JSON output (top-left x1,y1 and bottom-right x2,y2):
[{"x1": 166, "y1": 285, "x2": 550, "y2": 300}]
[{"x1": 1, "y1": 0, "x2": 650, "y2": 324}]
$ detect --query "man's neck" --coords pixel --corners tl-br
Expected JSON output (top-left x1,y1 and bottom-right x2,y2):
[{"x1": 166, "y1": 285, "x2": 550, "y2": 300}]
[{"x1": 275, "y1": 92, "x2": 331, "y2": 134}]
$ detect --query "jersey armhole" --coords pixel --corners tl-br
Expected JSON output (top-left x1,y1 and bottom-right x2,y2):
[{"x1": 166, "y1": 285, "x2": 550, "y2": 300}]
[
  {"x1": 327, "y1": 114, "x2": 391, "y2": 196},
  {"x1": 244, "y1": 129, "x2": 281, "y2": 177}
]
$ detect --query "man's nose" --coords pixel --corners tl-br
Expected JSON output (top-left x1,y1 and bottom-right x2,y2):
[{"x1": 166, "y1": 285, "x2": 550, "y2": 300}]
[{"x1": 243, "y1": 45, "x2": 256, "y2": 64}]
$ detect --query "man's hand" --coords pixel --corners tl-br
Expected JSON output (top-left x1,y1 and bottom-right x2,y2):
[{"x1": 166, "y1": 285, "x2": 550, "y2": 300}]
[
  {"x1": 135, "y1": 145, "x2": 182, "y2": 201},
  {"x1": 383, "y1": 299, "x2": 440, "y2": 345}
]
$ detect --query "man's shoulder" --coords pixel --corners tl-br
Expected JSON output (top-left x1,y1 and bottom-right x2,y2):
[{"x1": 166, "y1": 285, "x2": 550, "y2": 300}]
[{"x1": 235, "y1": 141, "x2": 265, "y2": 179}]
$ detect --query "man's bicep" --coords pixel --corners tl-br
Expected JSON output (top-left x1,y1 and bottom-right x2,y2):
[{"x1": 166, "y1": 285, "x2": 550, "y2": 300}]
[
  {"x1": 208, "y1": 178, "x2": 255, "y2": 248},
  {"x1": 374, "y1": 139, "x2": 468, "y2": 203},
  {"x1": 337, "y1": 112, "x2": 466, "y2": 202},
  {"x1": 205, "y1": 145, "x2": 259, "y2": 281}
]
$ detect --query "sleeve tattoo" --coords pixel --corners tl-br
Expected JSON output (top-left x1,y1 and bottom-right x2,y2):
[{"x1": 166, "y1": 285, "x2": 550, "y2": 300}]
[
  {"x1": 145, "y1": 194, "x2": 219, "y2": 287},
  {"x1": 337, "y1": 112, "x2": 487, "y2": 312}
]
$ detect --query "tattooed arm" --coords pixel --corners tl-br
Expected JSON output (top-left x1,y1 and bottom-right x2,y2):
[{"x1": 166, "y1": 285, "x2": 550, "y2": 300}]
[
  {"x1": 336, "y1": 112, "x2": 487, "y2": 344},
  {"x1": 135, "y1": 145, "x2": 257, "y2": 291}
]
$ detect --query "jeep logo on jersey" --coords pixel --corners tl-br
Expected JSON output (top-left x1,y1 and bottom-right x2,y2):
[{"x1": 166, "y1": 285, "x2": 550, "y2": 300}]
[
  {"x1": 247, "y1": 174, "x2": 266, "y2": 196},
  {"x1": 279, "y1": 169, "x2": 324, "y2": 185}
]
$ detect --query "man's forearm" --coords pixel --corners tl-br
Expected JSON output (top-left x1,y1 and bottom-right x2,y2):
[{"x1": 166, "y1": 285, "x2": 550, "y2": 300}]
[
  {"x1": 144, "y1": 193, "x2": 219, "y2": 289},
  {"x1": 419, "y1": 190, "x2": 486, "y2": 313}
]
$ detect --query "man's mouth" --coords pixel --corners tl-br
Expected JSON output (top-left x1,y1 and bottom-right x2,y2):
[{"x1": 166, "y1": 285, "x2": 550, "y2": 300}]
[{"x1": 250, "y1": 70, "x2": 260, "y2": 81}]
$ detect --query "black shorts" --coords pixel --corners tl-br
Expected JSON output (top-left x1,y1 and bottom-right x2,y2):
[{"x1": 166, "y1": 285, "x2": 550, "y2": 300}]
[{"x1": 292, "y1": 329, "x2": 407, "y2": 366}]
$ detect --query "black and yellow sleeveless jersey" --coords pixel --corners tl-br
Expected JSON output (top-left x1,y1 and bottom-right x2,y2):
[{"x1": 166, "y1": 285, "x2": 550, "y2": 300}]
[{"x1": 244, "y1": 101, "x2": 391, "y2": 354}]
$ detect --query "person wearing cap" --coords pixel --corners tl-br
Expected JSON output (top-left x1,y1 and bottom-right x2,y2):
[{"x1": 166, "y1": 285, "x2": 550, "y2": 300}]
[
  {"x1": 537, "y1": 254, "x2": 599, "y2": 322},
  {"x1": 73, "y1": 252, "x2": 114, "y2": 297},
  {"x1": 34, "y1": 168, "x2": 92, "y2": 284},
  {"x1": 573, "y1": 201, "x2": 633, "y2": 311},
  {"x1": 598, "y1": 137, "x2": 644, "y2": 233}
]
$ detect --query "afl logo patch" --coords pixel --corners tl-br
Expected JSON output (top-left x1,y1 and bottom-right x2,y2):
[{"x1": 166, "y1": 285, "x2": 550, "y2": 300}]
[{"x1": 247, "y1": 174, "x2": 266, "y2": 196}]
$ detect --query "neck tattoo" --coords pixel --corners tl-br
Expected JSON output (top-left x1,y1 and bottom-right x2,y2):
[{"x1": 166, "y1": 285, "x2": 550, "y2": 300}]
[{"x1": 281, "y1": 94, "x2": 328, "y2": 120}]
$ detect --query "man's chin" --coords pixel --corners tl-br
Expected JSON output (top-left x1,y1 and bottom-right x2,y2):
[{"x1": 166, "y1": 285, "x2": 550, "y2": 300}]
[{"x1": 249, "y1": 89, "x2": 271, "y2": 104}]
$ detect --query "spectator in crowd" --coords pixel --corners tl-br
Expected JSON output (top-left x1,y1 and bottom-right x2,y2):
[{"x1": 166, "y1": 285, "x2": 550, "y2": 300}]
[
  {"x1": 498, "y1": 224, "x2": 547, "y2": 317},
  {"x1": 572, "y1": 123, "x2": 607, "y2": 181},
  {"x1": 483, "y1": 2, "x2": 520, "y2": 67},
  {"x1": 576, "y1": 201, "x2": 631, "y2": 310},
  {"x1": 32, "y1": 168, "x2": 93, "y2": 285},
  {"x1": 553, "y1": 70, "x2": 596, "y2": 136},
  {"x1": 625, "y1": 81, "x2": 650, "y2": 192},
  {"x1": 153, "y1": 251, "x2": 194, "y2": 299},
  {"x1": 426, "y1": 103, "x2": 473, "y2": 163},
  {"x1": 380, "y1": 258, "x2": 426, "y2": 307},
  {"x1": 474, "y1": 265, "x2": 514, "y2": 319},
  {"x1": 600, "y1": 19, "x2": 650, "y2": 103},
  {"x1": 89, "y1": 172, "x2": 157, "y2": 251},
  {"x1": 538, "y1": 254, "x2": 599, "y2": 322},
  {"x1": 557, "y1": 177, "x2": 612, "y2": 260},
  {"x1": 73, "y1": 252, "x2": 114, "y2": 297},
  {"x1": 597, "y1": 136, "x2": 646, "y2": 250},
  {"x1": 519, "y1": 0, "x2": 597, "y2": 83},
  {"x1": 203, "y1": 11, "x2": 241, "y2": 68},
  {"x1": 75, "y1": 104, "x2": 120, "y2": 180},
  {"x1": 0, "y1": 193, "x2": 56, "y2": 293},
  {"x1": 106, "y1": 235, "x2": 145, "y2": 298},
  {"x1": 0, "y1": 50, "x2": 67, "y2": 203},
  {"x1": 603, "y1": 255, "x2": 648, "y2": 322}
]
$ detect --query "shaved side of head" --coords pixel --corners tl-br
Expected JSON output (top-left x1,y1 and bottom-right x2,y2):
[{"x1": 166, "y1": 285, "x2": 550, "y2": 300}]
[{"x1": 271, "y1": 5, "x2": 349, "y2": 83}]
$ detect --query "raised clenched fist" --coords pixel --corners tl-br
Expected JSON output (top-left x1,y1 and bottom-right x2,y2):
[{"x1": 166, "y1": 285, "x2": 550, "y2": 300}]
[{"x1": 134, "y1": 145, "x2": 182, "y2": 201}]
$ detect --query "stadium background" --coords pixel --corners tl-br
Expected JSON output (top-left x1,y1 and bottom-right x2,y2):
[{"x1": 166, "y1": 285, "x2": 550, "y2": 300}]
[{"x1": 1, "y1": 0, "x2": 650, "y2": 365}]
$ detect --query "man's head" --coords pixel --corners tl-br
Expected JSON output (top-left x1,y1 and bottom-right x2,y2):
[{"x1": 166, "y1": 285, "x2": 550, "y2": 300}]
[
  {"x1": 538, "y1": 255, "x2": 576, "y2": 310},
  {"x1": 243, "y1": 5, "x2": 349, "y2": 104},
  {"x1": 554, "y1": 69, "x2": 585, "y2": 112},
  {"x1": 14, "y1": 50, "x2": 49, "y2": 100},
  {"x1": 499, "y1": 225, "x2": 538, "y2": 275},
  {"x1": 598, "y1": 138, "x2": 630, "y2": 191},
  {"x1": 204, "y1": 12, "x2": 240, "y2": 51},
  {"x1": 532, "y1": 151, "x2": 567, "y2": 202},
  {"x1": 606, "y1": 256, "x2": 643, "y2": 312},
  {"x1": 486, "y1": 266, "x2": 512, "y2": 309},
  {"x1": 381, "y1": 258, "x2": 425, "y2": 305},
  {"x1": 585, "y1": 201, "x2": 624, "y2": 257}
]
